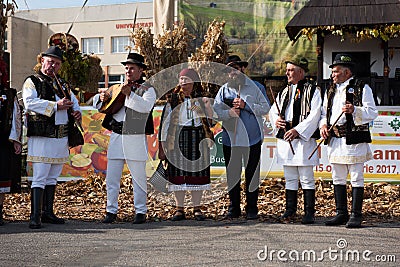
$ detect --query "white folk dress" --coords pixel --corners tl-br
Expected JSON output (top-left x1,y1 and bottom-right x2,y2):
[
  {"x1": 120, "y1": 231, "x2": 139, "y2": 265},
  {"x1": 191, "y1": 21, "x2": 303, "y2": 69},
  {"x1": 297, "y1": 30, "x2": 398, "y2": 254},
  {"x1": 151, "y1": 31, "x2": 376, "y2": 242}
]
[
  {"x1": 270, "y1": 84, "x2": 322, "y2": 166},
  {"x1": 93, "y1": 86, "x2": 156, "y2": 161},
  {"x1": 22, "y1": 77, "x2": 81, "y2": 164},
  {"x1": 319, "y1": 77, "x2": 378, "y2": 164}
]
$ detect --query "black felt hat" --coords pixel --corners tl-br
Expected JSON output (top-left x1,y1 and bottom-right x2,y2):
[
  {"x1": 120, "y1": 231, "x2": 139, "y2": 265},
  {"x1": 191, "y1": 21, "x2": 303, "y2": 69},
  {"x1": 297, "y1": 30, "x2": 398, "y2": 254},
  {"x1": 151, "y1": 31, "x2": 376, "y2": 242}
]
[
  {"x1": 42, "y1": 46, "x2": 64, "y2": 61},
  {"x1": 329, "y1": 54, "x2": 356, "y2": 68},
  {"x1": 225, "y1": 55, "x2": 248, "y2": 68},
  {"x1": 121, "y1": 53, "x2": 147, "y2": 69}
]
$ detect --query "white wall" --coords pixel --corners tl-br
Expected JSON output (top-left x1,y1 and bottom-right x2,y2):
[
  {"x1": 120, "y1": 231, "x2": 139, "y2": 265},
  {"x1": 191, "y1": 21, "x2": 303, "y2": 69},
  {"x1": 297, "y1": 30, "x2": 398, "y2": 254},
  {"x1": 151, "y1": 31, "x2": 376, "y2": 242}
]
[{"x1": 323, "y1": 35, "x2": 400, "y2": 79}]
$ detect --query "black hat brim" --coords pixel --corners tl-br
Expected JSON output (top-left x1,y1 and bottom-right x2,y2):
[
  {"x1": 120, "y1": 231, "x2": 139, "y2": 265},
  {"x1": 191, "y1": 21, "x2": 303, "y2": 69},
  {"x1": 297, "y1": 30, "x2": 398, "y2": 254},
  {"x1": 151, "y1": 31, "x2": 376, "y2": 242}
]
[
  {"x1": 285, "y1": 60, "x2": 309, "y2": 72},
  {"x1": 329, "y1": 62, "x2": 355, "y2": 68},
  {"x1": 121, "y1": 59, "x2": 147, "y2": 69},
  {"x1": 224, "y1": 61, "x2": 248, "y2": 72},
  {"x1": 42, "y1": 53, "x2": 63, "y2": 61}
]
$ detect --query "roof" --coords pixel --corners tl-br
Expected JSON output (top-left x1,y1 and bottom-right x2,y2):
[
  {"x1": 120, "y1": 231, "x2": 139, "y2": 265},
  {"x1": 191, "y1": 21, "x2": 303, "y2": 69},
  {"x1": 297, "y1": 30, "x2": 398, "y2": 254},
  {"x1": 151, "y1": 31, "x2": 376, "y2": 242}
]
[{"x1": 286, "y1": 0, "x2": 400, "y2": 41}]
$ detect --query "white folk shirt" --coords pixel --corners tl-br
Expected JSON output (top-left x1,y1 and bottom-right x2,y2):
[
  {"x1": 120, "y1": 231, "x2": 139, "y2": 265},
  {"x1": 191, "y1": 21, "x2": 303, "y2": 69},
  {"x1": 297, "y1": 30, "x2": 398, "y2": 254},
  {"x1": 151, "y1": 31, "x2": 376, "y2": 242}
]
[
  {"x1": 319, "y1": 77, "x2": 378, "y2": 164},
  {"x1": 22, "y1": 77, "x2": 81, "y2": 164},
  {"x1": 93, "y1": 86, "x2": 156, "y2": 161},
  {"x1": 270, "y1": 84, "x2": 322, "y2": 166},
  {"x1": 159, "y1": 98, "x2": 203, "y2": 142}
]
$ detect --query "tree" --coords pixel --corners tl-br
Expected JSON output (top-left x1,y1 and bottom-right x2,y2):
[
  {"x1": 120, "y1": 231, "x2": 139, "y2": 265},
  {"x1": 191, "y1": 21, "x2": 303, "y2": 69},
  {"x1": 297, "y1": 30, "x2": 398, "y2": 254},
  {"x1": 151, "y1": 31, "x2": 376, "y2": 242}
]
[{"x1": 0, "y1": 0, "x2": 17, "y2": 58}]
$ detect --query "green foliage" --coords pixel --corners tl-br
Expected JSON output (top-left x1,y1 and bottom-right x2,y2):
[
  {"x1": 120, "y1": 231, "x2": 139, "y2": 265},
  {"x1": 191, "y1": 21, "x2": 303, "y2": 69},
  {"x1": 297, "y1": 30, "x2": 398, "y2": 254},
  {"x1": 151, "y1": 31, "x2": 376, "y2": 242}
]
[
  {"x1": 58, "y1": 50, "x2": 103, "y2": 93},
  {"x1": 59, "y1": 50, "x2": 90, "y2": 91}
]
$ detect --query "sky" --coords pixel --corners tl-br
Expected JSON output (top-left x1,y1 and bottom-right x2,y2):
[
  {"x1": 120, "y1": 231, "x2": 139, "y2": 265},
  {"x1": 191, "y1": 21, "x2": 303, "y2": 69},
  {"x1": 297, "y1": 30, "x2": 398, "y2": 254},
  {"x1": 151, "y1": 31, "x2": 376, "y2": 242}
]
[{"x1": 14, "y1": 0, "x2": 149, "y2": 10}]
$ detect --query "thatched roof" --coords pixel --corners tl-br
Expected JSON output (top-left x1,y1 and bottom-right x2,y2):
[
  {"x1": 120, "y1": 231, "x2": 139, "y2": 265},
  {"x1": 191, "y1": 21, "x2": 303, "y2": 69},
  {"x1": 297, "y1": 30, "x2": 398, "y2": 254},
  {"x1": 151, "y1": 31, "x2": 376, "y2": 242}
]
[{"x1": 286, "y1": 0, "x2": 400, "y2": 41}]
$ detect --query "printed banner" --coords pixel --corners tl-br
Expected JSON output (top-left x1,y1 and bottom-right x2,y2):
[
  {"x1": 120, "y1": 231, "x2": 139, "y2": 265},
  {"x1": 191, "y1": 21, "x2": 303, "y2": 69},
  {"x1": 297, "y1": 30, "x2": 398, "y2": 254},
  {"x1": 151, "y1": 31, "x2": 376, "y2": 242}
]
[{"x1": 26, "y1": 107, "x2": 400, "y2": 182}]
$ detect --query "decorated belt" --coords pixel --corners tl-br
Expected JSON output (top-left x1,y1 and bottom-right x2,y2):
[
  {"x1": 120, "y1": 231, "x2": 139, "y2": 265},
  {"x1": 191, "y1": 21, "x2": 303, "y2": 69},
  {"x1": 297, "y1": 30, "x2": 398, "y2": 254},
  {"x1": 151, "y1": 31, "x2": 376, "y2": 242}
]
[
  {"x1": 331, "y1": 124, "x2": 346, "y2": 138},
  {"x1": 55, "y1": 124, "x2": 69, "y2": 138}
]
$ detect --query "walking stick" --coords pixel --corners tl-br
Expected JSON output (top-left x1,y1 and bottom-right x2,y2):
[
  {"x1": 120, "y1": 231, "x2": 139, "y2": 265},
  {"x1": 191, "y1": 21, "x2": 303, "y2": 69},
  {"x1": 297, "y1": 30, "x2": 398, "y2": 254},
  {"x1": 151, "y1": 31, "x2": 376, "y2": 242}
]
[
  {"x1": 308, "y1": 111, "x2": 344, "y2": 160},
  {"x1": 232, "y1": 84, "x2": 241, "y2": 145},
  {"x1": 269, "y1": 86, "x2": 295, "y2": 155}
]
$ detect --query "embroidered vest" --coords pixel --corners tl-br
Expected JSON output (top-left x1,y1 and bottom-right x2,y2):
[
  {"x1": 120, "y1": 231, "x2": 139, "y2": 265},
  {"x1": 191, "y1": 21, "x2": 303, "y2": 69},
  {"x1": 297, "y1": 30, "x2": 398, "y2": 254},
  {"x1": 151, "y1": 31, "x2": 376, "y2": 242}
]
[
  {"x1": 276, "y1": 79, "x2": 320, "y2": 139},
  {"x1": 26, "y1": 73, "x2": 64, "y2": 138},
  {"x1": 326, "y1": 78, "x2": 371, "y2": 145},
  {"x1": 102, "y1": 82, "x2": 154, "y2": 135},
  {"x1": 0, "y1": 86, "x2": 17, "y2": 138}
]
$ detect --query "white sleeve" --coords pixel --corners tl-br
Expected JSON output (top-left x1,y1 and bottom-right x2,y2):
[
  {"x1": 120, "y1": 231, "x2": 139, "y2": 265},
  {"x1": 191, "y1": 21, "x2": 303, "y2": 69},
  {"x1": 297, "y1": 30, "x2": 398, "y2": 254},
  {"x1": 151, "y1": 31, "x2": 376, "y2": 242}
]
[
  {"x1": 22, "y1": 78, "x2": 56, "y2": 117},
  {"x1": 353, "y1": 84, "x2": 378, "y2": 125},
  {"x1": 125, "y1": 87, "x2": 156, "y2": 113}
]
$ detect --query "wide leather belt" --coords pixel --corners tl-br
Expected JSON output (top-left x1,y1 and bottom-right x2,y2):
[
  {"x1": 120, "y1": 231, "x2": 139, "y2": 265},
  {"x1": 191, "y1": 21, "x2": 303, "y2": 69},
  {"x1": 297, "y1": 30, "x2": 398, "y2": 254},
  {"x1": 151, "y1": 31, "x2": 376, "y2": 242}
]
[
  {"x1": 54, "y1": 124, "x2": 69, "y2": 138},
  {"x1": 331, "y1": 124, "x2": 346, "y2": 138}
]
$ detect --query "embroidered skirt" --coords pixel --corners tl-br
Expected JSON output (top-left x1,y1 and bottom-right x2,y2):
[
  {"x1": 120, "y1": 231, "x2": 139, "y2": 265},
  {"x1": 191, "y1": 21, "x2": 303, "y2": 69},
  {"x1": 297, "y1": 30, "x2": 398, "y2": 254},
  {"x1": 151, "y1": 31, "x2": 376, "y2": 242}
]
[
  {"x1": 0, "y1": 137, "x2": 21, "y2": 193},
  {"x1": 167, "y1": 126, "x2": 211, "y2": 191}
]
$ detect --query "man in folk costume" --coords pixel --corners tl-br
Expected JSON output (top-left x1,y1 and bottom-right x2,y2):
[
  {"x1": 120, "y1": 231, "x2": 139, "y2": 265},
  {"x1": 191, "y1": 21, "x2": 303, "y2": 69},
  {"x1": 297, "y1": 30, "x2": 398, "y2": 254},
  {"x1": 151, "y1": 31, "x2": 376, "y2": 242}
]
[
  {"x1": 0, "y1": 59, "x2": 22, "y2": 225},
  {"x1": 270, "y1": 56, "x2": 321, "y2": 224},
  {"x1": 320, "y1": 54, "x2": 377, "y2": 228},
  {"x1": 269, "y1": 56, "x2": 322, "y2": 224},
  {"x1": 214, "y1": 55, "x2": 270, "y2": 220},
  {"x1": 94, "y1": 53, "x2": 156, "y2": 224},
  {"x1": 22, "y1": 46, "x2": 82, "y2": 229}
]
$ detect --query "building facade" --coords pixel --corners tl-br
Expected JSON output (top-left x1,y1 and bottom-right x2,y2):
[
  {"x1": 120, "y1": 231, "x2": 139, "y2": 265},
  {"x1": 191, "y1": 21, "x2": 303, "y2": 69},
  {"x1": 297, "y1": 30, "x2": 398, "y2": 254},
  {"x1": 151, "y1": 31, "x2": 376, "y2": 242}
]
[{"x1": 7, "y1": 2, "x2": 154, "y2": 90}]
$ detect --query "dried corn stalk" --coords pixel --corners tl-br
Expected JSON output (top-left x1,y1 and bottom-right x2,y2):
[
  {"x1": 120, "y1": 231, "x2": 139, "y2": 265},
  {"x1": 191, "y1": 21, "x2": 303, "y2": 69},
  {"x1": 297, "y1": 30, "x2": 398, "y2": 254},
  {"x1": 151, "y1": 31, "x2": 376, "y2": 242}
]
[
  {"x1": 130, "y1": 22, "x2": 194, "y2": 77},
  {"x1": 189, "y1": 19, "x2": 229, "y2": 97}
]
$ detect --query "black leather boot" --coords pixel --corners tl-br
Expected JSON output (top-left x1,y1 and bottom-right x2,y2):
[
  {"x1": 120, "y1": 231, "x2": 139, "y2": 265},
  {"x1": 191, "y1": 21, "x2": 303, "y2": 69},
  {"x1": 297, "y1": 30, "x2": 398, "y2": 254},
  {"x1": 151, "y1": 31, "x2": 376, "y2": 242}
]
[
  {"x1": 225, "y1": 187, "x2": 241, "y2": 219},
  {"x1": 41, "y1": 185, "x2": 65, "y2": 224},
  {"x1": 301, "y1": 189, "x2": 315, "y2": 224},
  {"x1": 245, "y1": 188, "x2": 259, "y2": 220},
  {"x1": 325, "y1": 185, "x2": 349, "y2": 226},
  {"x1": 0, "y1": 205, "x2": 4, "y2": 226},
  {"x1": 29, "y1": 188, "x2": 44, "y2": 229},
  {"x1": 281, "y1": 189, "x2": 297, "y2": 221},
  {"x1": 346, "y1": 187, "x2": 364, "y2": 228},
  {"x1": 102, "y1": 212, "x2": 117, "y2": 223}
]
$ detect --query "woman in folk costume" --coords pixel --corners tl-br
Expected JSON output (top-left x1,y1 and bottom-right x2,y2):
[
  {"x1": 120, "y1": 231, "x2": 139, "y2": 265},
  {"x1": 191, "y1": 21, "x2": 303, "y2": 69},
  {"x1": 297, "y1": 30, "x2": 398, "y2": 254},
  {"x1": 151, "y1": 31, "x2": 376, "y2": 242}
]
[
  {"x1": 158, "y1": 68, "x2": 214, "y2": 221},
  {"x1": 0, "y1": 59, "x2": 22, "y2": 225}
]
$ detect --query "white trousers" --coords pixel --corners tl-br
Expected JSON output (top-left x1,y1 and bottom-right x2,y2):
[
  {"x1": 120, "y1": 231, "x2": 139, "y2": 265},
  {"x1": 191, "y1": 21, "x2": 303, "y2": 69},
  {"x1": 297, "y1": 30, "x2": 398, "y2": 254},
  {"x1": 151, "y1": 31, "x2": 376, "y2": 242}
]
[
  {"x1": 31, "y1": 162, "x2": 63, "y2": 189},
  {"x1": 283, "y1": 165, "x2": 315, "y2": 190},
  {"x1": 332, "y1": 163, "x2": 364, "y2": 187},
  {"x1": 106, "y1": 159, "x2": 147, "y2": 214}
]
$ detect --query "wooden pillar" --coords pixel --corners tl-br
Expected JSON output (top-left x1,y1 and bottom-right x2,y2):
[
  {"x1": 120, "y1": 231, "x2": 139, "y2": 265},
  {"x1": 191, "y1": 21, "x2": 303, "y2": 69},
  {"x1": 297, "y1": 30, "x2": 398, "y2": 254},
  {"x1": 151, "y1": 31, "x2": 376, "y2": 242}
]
[
  {"x1": 104, "y1": 65, "x2": 109, "y2": 89},
  {"x1": 382, "y1": 40, "x2": 390, "y2": 105},
  {"x1": 316, "y1": 31, "x2": 324, "y2": 86}
]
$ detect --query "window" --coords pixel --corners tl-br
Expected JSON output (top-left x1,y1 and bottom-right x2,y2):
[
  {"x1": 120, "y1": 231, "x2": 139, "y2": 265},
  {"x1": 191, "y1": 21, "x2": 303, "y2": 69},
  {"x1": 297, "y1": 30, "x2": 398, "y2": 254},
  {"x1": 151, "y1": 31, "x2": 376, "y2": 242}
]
[
  {"x1": 111, "y1": 36, "x2": 132, "y2": 53},
  {"x1": 4, "y1": 31, "x2": 7, "y2": 50},
  {"x1": 82, "y1": 37, "x2": 104, "y2": 54},
  {"x1": 98, "y1": 74, "x2": 125, "y2": 88}
]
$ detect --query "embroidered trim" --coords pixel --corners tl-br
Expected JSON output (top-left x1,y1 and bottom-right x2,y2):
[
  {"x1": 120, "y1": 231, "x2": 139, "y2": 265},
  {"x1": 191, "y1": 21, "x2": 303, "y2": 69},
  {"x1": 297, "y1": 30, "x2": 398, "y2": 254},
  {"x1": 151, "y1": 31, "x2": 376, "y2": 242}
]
[
  {"x1": 329, "y1": 152, "x2": 373, "y2": 164},
  {"x1": 44, "y1": 101, "x2": 56, "y2": 117},
  {"x1": 354, "y1": 106, "x2": 363, "y2": 125},
  {"x1": 168, "y1": 184, "x2": 211, "y2": 191},
  {"x1": 0, "y1": 187, "x2": 11, "y2": 193},
  {"x1": 27, "y1": 155, "x2": 69, "y2": 164}
]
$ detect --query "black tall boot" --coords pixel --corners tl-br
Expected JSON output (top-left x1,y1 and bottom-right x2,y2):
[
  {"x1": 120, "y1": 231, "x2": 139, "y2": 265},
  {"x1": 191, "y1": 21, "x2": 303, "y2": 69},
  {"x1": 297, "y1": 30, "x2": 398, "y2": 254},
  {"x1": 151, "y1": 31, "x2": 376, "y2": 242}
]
[
  {"x1": 0, "y1": 205, "x2": 4, "y2": 226},
  {"x1": 346, "y1": 187, "x2": 364, "y2": 228},
  {"x1": 301, "y1": 189, "x2": 315, "y2": 224},
  {"x1": 225, "y1": 184, "x2": 241, "y2": 219},
  {"x1": 325, "y1": 185, "x2": 349, "y2": 226},
  {"x1": 29, "y1": 188, "x2": 44, "y2": 229},
  {"x1": 245, "y1": 188, "x2": 259, "y2": 220},
  {"x1": 281, "y1": 189, "x2": 297, "y2": 221},
  {"x1": 42, "y1": 185, "x2": 65, "y2": 224}
]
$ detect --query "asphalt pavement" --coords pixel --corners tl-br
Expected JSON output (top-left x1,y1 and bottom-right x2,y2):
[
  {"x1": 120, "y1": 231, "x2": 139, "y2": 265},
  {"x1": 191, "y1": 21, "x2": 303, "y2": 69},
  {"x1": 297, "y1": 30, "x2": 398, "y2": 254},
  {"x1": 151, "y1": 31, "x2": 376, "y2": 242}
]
[{"x1": 0, "y1": 218, "x2": 399, "y2": 267}]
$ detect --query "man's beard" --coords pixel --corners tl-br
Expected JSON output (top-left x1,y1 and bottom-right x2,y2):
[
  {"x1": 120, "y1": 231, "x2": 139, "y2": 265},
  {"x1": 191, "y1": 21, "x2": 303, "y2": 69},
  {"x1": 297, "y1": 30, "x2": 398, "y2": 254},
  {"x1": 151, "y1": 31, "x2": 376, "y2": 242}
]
[{"x1": 227, "y1": 74, "x2": 245, "y2": 89}]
